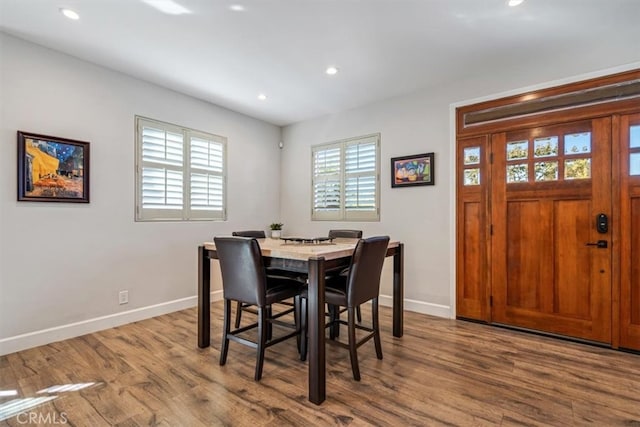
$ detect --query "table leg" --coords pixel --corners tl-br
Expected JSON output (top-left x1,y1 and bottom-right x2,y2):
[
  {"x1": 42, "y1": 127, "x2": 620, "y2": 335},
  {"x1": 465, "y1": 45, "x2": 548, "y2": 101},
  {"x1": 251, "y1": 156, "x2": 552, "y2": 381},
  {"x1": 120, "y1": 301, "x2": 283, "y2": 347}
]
[
  {"x1": 198, "y1": 245, "x2": 211, "y2": 348},
  {"x1": 307, "y1": 257, "x2": 326, "y2": 405},
  {"x1": 393, "y1": 243, "x2": 404, "y2": 338}
]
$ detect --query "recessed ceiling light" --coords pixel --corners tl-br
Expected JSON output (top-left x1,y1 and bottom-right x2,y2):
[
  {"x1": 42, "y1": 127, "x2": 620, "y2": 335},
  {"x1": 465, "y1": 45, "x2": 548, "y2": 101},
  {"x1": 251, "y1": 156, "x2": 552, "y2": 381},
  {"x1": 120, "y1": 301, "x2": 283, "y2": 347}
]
[
  {"x1": 326, "y1": 66, "x2": 339, "y2": 76},
  {"x1": 229, "y1": 4, "x2": 245, "y2": 12},
  {"x1": 60, "y1": 8, "x2": 80, "y2": 20},
  {"x1": 258, "y1": 94, "x2": 267, "y2": 101},
  {"x1": 507, "y1": 0, "x2": 524, "y2": 6}
]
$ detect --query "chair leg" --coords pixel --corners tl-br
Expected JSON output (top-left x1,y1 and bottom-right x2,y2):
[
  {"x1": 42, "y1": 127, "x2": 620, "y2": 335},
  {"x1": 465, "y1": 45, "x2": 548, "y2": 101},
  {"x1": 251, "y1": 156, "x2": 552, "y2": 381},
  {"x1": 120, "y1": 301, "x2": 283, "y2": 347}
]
[
  {"x1": 234, "y1": 301, "x2": 243, "y2": 328},
  {"x1": 328, "y1": 305, "x2": 335, "y2": 339},
  {"x1": 294, "y1": 295, "x2": 301, "y2": 353},
  {"x1": 235, "y1": 302, "x2": 272, "y2": 338},
  {"x1": 347, "y1": 307, "x2": 361, "y2": 381},
  {"x1": 372, "y1": 298, "x2": 383, "y2": 360},
  {"x1": 300, "y1": 297, "x2": 307, "y2": 361},
  {"x1": 255, "y1": 307, "x2": 267, "y2": 381},
  {"x1": 266, "y1": 305, "x2": 273, "y2": 341},
  {"x1": 220, "y1": 299, "x2": 231, "y2": 366},
  {"x1": 356, "y1": 305, "x2": 362, "y2": 323},
  {"x1": 329, "y1": 304, "x2": 340, "y2": 339}
]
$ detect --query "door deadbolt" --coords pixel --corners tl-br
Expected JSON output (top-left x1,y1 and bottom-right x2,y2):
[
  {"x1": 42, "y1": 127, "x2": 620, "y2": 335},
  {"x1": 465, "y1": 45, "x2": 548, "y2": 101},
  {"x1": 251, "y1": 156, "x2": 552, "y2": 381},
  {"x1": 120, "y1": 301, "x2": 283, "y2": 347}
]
[{"x1": 596, "y1": 213, "x2": 608, "y2": 234}]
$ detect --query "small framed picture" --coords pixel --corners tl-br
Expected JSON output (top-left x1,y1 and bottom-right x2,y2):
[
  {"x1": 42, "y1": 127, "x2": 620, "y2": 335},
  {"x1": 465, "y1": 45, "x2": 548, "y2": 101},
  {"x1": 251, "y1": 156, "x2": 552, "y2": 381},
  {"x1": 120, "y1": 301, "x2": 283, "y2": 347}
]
[
  {"x1": 391, "y1": 152, "x2": 435, "y2": 188},
  {"x1": 17, "y1": 131, "x2": 90, "y2": 203}
]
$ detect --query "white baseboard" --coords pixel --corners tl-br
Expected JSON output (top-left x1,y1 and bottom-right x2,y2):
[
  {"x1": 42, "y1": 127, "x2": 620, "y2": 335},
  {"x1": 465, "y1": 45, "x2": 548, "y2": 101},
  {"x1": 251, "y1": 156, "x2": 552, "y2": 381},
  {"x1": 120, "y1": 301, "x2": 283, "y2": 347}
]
[
  {"x1": 1, "y1": 291, "x2": 449, "y2": 356},
  {"x1": 379, "y1": 294, "x2": 452, "y2": 319},
  {"x1": 0, "y1": 291, "x2": 224, "y2": 356}
]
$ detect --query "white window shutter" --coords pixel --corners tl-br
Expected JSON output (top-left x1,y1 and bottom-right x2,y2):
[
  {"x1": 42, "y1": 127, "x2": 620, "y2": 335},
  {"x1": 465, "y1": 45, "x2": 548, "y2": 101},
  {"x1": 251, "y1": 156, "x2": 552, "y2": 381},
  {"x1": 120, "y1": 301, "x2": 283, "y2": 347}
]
[
  {"x1": 311, "y1": 134, "x2": 379, "y2": 221},
  {"x1": 345, "y1": 138, "x2": 378, "y2": 220},
  {"x1": 136, "y1": 117, "x2": 227, "y2": 221},
  {"x1": 189, "y1": 133, "x2": 225, "y2": 220},
  {"x1": 312, "y1": 145, "x2": 342, "y2": 220},
  {"x1": 137, "y1": 120, "x2": 185, "y2": 219},
  {"x1": 141, "y1": 167, "x2": 184, "y2": 209}
]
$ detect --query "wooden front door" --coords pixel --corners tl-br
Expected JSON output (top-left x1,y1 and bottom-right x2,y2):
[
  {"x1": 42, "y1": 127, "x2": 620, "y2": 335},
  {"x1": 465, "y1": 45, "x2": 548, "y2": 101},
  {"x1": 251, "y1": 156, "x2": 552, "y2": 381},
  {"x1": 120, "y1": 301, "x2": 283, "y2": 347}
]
[
  {"x1": 491, "y1": 118, "x2": 612, "y2": 343},
  {"x1": 619, "y1": 113, "x2": 640, "y2": 350}
]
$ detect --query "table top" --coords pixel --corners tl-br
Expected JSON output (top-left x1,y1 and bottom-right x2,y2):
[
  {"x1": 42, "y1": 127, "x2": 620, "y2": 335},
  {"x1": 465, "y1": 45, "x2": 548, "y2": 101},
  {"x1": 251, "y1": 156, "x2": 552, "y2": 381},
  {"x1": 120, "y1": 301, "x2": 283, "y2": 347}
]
[{"x1": 203, "y1": 237, "x2": 399, "y2": 261}]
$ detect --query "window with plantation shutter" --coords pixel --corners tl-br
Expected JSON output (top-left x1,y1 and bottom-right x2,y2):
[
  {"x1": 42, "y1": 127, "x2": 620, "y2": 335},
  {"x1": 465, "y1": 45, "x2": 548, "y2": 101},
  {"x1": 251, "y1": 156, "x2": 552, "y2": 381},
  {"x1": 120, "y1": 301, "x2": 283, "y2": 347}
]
[
  {"x1": 313, "y1": 144, "x2": 341, "y2": 216},
  {"x1": 312, "y1": 134, "x2": 380, "y2": 221},
  {"x1": 135, "y1": 117, "x2": 226, "y2": 221}
]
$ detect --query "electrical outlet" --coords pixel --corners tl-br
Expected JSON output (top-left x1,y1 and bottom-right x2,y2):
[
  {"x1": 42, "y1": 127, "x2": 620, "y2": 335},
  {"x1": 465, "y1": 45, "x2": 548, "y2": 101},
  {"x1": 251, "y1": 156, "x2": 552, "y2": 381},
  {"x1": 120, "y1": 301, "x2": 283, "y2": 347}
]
[{"x1": 118, "y1": 290, "x2": 129, "y2": 305}]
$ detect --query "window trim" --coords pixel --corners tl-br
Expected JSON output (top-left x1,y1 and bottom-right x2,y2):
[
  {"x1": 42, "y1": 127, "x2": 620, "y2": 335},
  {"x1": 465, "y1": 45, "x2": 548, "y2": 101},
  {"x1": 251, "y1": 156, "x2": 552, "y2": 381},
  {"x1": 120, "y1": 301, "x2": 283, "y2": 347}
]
[
  {"x1": 311, "y1": 133, "x2": 380, "y2": 222},
  {"x1": 135, "y1": 116, "x2": 227, "y2": 222}
]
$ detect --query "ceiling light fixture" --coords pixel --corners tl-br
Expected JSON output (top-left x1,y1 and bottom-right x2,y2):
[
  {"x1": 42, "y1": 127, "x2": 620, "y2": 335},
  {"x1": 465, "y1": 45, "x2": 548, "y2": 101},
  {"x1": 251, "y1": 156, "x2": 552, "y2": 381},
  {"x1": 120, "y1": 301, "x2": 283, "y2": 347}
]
[
  {"x1": 229, "y1": 4, "x2": 245, "y2": 12},
  {"x1": 258, "y1": 94, "x2": 267, "y2": 101},
  {"x1": 325, "y1": 66, "x2": 339, "y2": 76},
  {"x1": 507, "y1": 0, "x2": 524, "y2": 6},
  {"x1": 140, "y1": 0, "x2": 192, "y2": 15},
  {"x1": 60, "y1": 8, "x2": 80, "y2": 20}
]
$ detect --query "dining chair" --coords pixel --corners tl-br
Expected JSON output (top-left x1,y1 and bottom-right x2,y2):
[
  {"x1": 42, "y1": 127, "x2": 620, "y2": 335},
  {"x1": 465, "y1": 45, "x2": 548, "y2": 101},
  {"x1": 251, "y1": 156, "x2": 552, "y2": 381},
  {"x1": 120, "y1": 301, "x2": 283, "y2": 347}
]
[
  {"x1": 328, "y1": 229, "x2": 363, "y2": 239},
  {"x1": 231, "y1": 230, "x2": 306, "y2": 330},
  {"x1": 231, "y1": 230, "x2": 266, "y2": 238},
  {"x1": 300, "y1": 235, "x2": 390, "y2": 381},
  {"x1": 327, "y1": 229, "x2": 364, "y2": 326},
  {"x1": 215, "y1": 236, "x2": 304, "y2": 381}
]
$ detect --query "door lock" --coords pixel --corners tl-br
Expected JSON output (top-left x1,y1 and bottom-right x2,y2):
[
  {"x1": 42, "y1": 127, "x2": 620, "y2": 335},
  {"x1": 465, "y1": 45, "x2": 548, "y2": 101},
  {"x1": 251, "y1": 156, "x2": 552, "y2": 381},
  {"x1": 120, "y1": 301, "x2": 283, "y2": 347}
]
[
  {"x1": 596, "y1": 213, "x2": 609, "y2": 234},
  {"x1": 585, "y1": 240, "x2": 608, "y2": 248}
]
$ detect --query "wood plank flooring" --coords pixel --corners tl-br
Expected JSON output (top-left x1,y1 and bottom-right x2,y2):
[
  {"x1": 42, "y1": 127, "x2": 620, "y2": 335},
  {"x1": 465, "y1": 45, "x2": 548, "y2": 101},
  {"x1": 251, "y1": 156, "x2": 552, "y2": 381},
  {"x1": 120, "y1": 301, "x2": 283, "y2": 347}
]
[{"x1": 1, "y1": 303, "x2": 639, "y2": 426}]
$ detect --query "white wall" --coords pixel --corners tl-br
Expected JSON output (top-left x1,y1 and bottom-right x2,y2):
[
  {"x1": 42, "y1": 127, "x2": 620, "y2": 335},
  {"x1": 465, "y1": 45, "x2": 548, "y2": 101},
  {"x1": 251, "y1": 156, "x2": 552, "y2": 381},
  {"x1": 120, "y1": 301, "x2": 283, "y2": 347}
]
[
  {"x1": 281, "y1": 60, "x2": 640, "y2": 318},
  {"x1": 0, "y1": 34, "x2": 282, "y2": 354},
  {"x1": 280, "y1": 90, "x2": 454, "y2": 315}
]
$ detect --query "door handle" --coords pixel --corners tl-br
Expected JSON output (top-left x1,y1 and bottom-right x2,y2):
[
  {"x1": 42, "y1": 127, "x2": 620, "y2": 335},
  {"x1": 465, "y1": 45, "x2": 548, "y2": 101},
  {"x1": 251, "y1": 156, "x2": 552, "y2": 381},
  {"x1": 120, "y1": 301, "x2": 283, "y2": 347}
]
[{"x1": 585, "y1": 240, "x2": 608, "y2": 248}]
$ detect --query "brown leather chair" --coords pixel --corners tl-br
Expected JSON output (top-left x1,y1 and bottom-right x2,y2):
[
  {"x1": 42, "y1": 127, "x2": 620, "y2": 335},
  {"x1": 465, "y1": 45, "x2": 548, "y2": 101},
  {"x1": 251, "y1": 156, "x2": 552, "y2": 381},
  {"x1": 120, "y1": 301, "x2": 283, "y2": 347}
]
[
  {"x1": 215, "y1": 236, "x2": 304, "y2": 381},
  {"x1": 327, "y1": 229, "x2": 364, "y2": 325},
  {"x1": 232, "y1": 230, "x2": 266, "y2": 238},
  {"x1": 231, "y1": 230, "x2": 305, "y2": 329},
  {"x1": 328, "y1": 229, "x2": 363, "y2": 239},
  {"x1": 301, "y1": 236, "x2": 390, "y2": 381}
]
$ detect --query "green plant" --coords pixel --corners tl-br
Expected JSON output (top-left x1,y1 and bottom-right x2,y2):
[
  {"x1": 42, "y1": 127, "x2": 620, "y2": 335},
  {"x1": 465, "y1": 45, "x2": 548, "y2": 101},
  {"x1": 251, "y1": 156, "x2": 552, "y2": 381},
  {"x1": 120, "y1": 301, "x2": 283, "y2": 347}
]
[{"x1": 269, "y1": 222, "x2": 283, "y2": 230}]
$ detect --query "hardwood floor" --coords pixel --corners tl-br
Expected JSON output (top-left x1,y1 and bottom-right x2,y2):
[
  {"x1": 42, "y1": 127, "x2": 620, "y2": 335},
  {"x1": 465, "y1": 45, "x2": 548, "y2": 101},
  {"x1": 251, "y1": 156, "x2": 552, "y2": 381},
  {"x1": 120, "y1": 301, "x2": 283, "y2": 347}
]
[{"x1": 1, "y1": 303, "x2": 639, "y2": 426}]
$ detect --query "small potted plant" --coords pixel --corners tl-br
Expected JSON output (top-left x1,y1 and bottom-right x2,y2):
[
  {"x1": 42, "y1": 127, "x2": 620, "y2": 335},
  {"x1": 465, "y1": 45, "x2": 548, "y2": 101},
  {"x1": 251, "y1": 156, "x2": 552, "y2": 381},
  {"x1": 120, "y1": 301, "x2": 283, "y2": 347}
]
[{"x1": 269, "y1": 222, "x2": 283, "y2": 239}]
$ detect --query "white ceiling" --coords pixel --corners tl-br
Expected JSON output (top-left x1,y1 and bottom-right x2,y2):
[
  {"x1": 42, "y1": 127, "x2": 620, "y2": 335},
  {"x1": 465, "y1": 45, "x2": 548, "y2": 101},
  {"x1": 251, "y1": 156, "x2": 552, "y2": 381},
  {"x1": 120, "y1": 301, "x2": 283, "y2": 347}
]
[{"x1": 1, "y1": 0, "x2": 639, "y2": 126}]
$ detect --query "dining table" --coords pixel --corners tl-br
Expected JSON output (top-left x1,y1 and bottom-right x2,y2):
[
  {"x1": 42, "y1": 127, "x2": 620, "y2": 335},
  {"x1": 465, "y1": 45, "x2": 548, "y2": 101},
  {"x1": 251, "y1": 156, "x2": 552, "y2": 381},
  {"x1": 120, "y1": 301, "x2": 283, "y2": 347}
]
[{"x1": 197, "y1": 236, "x2": 404, "y2": 405}]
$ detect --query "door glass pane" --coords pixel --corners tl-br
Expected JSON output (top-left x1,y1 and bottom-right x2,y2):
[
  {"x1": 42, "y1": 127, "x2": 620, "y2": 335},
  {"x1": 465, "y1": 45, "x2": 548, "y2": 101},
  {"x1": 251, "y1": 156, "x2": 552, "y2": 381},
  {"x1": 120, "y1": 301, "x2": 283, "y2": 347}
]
[
  {"x1": 534, "y1": 161, "x2": 558, "y2": 181},
  {"x1": 631, "y1": 125, "x2": 640, "y2": 148},
  {"x1": 507, "y1": 164, "x2": 528, "y2": 183},
  {"x1": 534, "y1": 137, "x2": 558, "y2": 158},
  {"x1": 464, "y1": 147, "x2": 480, "y2": 165},
  {"x1": 630, "y1": 153, "x2": 640, "y2": 175},
  {"x1": 565, "y1": 132, "x2": 591, "y2": 155},
  {"x1": 564, "y1": 159, "x2": 591, "y2": 179},
  {"x1": 464, "y1": 168, "x2": 480, "y2": 185},
  {"x1": 507, "y1": 141, "x2": 528, "y2": 160}
]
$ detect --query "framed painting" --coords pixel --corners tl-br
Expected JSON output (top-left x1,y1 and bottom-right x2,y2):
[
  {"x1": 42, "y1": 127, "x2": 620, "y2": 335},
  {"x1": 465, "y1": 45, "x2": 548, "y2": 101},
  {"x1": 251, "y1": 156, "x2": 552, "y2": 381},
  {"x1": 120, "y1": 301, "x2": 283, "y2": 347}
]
[
  {"x1": 17, "y1": 131, "x2": 90, "y2": 203},
  {"x1": 391, "y1": 152, "x2": 435, "y2": 187}
]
